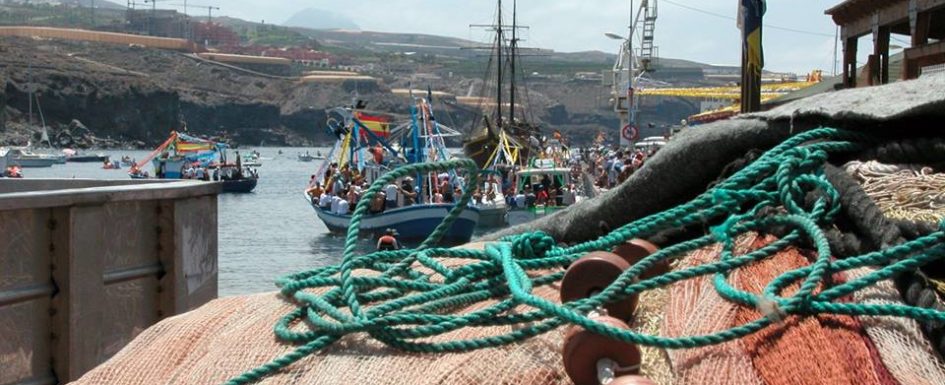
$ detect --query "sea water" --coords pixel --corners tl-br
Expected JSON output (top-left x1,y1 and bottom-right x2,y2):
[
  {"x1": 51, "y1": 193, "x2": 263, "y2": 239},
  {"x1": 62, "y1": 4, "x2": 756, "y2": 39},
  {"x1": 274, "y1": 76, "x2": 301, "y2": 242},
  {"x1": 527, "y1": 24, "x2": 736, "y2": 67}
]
[{"x1": 25, "y1": 147, "x2": 382, "y2": 296}]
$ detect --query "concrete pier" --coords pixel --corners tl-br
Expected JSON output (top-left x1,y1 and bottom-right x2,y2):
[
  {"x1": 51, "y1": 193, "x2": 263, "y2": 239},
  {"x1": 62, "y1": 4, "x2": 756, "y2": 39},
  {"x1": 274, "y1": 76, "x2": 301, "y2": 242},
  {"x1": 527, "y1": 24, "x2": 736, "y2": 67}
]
[{"x1": 0, "y1": 179, "x2": 220, "y2": 385}]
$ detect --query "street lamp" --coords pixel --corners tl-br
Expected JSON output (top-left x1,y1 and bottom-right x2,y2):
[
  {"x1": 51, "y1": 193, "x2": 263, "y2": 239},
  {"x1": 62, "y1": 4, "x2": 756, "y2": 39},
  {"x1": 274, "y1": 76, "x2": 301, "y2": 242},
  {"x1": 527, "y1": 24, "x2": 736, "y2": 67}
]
[{"x1": 604, "y1": 32, "x2": 625, "y2": 41}]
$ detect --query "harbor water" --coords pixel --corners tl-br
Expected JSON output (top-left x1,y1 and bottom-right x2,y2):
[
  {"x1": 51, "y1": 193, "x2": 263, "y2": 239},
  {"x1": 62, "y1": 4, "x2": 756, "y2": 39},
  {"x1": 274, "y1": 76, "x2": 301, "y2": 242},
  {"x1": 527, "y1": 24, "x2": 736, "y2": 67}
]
[{"x1": 24, "y1": 147, "x2": 381, "y2": 296}]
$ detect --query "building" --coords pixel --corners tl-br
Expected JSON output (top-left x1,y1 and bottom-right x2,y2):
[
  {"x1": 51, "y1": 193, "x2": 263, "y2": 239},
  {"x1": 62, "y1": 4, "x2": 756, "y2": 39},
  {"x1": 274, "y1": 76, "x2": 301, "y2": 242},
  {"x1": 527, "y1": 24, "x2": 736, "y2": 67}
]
[{"x1": 827, "y1": 0, "x2": 945, "y2": 87}]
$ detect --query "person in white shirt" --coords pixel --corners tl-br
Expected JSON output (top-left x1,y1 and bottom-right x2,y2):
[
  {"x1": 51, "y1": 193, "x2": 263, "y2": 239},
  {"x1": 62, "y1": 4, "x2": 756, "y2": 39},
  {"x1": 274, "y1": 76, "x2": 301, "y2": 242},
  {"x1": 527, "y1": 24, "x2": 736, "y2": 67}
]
[
  {"x1": 330, "y1": 195, "x2": 342, "y2": 214},
  {"x1": 336, "y1": 199, "x2": 350, "y2": 215},
  {"x1": 318, "y1": 193, "x2": 332, "y2": 209},
  {"x1": 384, "y1": 181, "x2": 399, "y2": 209}
]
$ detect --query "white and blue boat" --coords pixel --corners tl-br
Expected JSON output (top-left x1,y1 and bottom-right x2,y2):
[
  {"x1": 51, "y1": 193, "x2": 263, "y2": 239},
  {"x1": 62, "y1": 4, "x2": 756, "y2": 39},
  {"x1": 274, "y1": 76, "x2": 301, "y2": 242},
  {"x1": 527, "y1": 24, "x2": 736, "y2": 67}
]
[
  {"x1": 306, "y1": 94, "x2": 480, "y2": 244},
  {"x1": 313, "y1": 203, "x2": 480, "y2": 243}
]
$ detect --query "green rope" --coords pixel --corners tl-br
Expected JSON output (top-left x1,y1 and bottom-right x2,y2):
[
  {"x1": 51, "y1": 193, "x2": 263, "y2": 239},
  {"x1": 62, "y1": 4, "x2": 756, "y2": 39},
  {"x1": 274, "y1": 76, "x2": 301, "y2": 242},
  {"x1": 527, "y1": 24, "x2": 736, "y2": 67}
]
[{"x1": 226, "y1": 128, "x2": 945, "y2": 385}]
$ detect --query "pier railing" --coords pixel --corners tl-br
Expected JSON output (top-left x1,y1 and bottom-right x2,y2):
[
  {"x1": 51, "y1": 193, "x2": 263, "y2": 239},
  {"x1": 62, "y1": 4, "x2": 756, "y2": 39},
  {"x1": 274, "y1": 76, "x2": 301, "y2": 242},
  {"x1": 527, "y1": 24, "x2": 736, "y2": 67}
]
[{"x1": 0, "y1": 179, "x2": 220, "y2": 385}]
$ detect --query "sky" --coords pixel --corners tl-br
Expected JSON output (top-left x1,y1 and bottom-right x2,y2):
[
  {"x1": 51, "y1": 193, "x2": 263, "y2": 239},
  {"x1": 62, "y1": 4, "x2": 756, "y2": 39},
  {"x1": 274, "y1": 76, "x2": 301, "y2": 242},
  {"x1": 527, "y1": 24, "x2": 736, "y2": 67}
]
[{"x1": 166, "y1": 1, "x2": 874, "y2": 74}]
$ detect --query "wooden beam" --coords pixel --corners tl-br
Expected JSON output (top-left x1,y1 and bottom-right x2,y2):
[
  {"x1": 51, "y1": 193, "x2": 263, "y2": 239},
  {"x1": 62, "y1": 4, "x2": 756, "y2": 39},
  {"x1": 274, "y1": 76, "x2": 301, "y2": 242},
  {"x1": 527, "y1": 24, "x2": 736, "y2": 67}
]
[{"x1": 843, "y1": 36, "x2": 859, "y2": 88}]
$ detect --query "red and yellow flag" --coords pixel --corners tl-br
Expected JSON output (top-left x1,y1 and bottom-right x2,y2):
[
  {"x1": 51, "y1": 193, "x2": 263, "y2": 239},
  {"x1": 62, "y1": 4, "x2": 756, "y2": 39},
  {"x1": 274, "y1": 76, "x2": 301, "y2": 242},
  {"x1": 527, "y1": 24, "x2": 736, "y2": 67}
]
[{"x1": 354, "y1": 112, "x2": 391, "y2": 138}]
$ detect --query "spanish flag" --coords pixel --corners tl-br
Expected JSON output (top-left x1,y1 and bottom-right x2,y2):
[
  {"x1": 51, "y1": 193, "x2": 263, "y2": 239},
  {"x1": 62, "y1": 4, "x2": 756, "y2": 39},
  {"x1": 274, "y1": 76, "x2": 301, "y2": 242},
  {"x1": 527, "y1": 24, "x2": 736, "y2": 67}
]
[
  {"x1": 738, "y1": 0, "x2": 766, "y2": 75},
  {"x1": 354, "y1": 112, "x2": 391, "y2": 138}
]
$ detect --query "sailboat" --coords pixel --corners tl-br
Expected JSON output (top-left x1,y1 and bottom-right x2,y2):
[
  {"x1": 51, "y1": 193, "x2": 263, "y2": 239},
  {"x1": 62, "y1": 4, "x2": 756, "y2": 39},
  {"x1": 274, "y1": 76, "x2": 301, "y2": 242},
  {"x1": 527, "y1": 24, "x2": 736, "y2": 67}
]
[
  {"x1": 461, "y1": 0, "x2": 541, "y2": 170},
  {"x1": 306, "y1": 94, "x2": 480, "y2": 244}
]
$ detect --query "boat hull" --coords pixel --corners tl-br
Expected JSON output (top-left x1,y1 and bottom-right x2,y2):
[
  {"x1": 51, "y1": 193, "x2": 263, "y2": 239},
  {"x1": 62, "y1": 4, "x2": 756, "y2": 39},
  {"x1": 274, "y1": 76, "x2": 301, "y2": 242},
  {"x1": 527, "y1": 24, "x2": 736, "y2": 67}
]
[
  {"x1": 222, "y1": 178, "x2": 258, "y2": 193},
  {"x1": 11, "y1": 157, "x2": 57, "y2": 168},
  {"x1": 312, "y1": 201, "x2": 480, "y2": 244},
  {"x1": 67, "y1": 155, "x2": 109, "y2": 163},
  {"x1": 507, "y1": 206, "x2": 566, "y2": 227},
  {"x1": 476, "y1": 205, "x2": 508, "y2": 228}
]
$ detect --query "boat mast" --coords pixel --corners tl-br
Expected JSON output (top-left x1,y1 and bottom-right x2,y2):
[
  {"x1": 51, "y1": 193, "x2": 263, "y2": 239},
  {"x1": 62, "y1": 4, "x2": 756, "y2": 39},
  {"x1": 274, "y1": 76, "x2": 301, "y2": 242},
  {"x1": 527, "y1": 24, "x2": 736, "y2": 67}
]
[
  {"x1": 496, "y1": 0, "x2": 503, "y2": 128},
  {"x1": 509, "y1": 0, "x2": 516, "y2": 125}
]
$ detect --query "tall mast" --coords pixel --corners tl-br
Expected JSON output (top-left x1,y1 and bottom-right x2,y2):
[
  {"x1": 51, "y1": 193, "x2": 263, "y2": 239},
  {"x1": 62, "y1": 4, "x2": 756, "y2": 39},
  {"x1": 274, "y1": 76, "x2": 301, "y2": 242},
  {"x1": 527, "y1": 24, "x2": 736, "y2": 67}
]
[
  {"x1": 509, "y1": 0, "x2": 516, "y2": 125},
  {"x1": 496, "y1": 0, "x2": 503, "y2": 128}
]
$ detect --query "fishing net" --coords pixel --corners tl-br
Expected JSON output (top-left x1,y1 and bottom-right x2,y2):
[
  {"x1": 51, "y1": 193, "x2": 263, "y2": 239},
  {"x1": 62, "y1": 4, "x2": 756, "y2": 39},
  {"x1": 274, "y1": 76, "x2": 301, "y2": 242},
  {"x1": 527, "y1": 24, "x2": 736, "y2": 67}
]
[{"x1": 71, "y1": 128, "x2": 945, "y2": 385}]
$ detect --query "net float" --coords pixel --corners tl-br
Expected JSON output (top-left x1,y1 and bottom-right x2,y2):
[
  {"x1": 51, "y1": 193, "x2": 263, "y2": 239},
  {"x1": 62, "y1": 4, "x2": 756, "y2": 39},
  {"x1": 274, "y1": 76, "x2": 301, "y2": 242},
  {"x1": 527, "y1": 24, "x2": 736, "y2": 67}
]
[{"x1": 562, "y1": 314, "x2": 642, "y2": 385}]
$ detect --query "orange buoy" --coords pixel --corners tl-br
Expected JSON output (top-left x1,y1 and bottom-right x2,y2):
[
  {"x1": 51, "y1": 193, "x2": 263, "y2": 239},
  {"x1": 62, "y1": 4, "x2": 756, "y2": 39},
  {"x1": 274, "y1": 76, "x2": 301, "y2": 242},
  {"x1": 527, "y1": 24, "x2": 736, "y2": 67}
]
[
  {"x1": 560, "y1": 251, "x2": 638, "y2": 320},
  {"x1": 612, "y1": 238, "x2": 667, "y2": 279},
  {"x1": 562, "y1": 315, "x2": 642, "y2": 385},
  {"x1": 608, "y1": 375, "x2": 658, "y2": 385}
]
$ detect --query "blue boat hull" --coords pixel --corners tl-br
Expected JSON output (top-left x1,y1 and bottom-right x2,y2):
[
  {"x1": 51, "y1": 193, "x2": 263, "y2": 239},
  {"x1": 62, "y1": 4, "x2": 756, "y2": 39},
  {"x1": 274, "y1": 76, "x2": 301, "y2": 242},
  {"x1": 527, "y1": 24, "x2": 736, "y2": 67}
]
[{"x1": 311, "y1": 198, "x2": 480, "y2": 244}]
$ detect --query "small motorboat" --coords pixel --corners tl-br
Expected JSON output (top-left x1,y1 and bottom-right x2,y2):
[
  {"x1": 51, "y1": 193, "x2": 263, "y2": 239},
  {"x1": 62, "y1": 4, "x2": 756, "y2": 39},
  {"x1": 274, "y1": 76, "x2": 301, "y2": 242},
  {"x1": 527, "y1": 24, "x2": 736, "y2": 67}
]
[
  {"x1": 68, "y1": 153, "x2": 110, "y2": 163},
  {"x1": 120, "y1": 156, "x2": 136, "y2": 167},
  {"x1": 298, "y1": 152, "x2": 316, "y2": 162}
]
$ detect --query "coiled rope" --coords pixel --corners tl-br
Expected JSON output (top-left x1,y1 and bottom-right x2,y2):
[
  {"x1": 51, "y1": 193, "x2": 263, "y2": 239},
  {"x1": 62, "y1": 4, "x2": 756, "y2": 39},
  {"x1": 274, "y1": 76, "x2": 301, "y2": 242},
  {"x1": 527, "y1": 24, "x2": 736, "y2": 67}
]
[{"x1": 227, "y1": 128, "x2": 945, "y2": 385}]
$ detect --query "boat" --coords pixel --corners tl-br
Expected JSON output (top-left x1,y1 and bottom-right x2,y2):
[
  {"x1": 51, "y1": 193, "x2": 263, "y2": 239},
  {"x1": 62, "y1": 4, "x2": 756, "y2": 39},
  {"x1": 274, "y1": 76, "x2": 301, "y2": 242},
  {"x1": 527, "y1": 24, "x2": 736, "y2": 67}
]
[
  {"x1": 298, "y1": 151, "x2": 322, "y2": 162},
  {"x1": 6, "y1": 146, "x2": 64, "y2": 167},
  {"x1": 66, "y1": 152, "x2": 110, "y2": 163},
  {"x1": 505, "y1": 164, "x2": 586, "y2": 226},
  {"x1": 306, "y1": 94, "x2": 480, "y2": 244},
  {"x1": 119, "y1": 155, "x2": 136, "y2": 167},
  {"x1": 241, "y1": 151, "x2": 263, "y2": 167},
  {"x1": 462, "y1": 0, "x2": 541, "y2": 169},
  {"x1": 129, "y1": 131, "x2": 258, "y2": 193},
  {"x1": 217, "y1": 165, "x2": 259, "y2": 193}
]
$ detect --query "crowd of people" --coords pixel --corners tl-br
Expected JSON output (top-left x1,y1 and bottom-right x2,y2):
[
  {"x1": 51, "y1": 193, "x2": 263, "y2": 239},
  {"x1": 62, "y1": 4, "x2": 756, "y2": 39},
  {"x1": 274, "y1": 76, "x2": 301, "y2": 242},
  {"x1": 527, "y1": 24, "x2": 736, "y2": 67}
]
[{"x1": 306, "y1": 141, "x2": 660, "y2": 217}]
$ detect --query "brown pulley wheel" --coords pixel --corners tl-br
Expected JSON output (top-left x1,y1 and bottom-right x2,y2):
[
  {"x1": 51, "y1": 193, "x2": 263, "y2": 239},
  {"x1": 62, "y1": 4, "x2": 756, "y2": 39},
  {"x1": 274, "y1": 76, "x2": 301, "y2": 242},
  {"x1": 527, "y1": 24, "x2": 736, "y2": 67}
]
[
  {"x1": 560, "y1": 251, "x2": 638, "y2": 320},
  {"x1": 612, "y1": 238, "x2": 667, "y2": 279},
  {"x1": 562, "y1": 315, "x2": 642, "y2": 385},
  {"x1": 608, "y1": 375, "x2": 658, "y2": 385}
]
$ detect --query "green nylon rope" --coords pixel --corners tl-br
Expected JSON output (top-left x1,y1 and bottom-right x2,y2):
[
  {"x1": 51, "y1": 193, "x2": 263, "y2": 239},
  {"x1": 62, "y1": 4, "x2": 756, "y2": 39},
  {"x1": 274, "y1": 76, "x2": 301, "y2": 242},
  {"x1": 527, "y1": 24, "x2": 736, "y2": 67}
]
[{"x1": 226, "y1": 128, "x2": 945, "y2": 385}]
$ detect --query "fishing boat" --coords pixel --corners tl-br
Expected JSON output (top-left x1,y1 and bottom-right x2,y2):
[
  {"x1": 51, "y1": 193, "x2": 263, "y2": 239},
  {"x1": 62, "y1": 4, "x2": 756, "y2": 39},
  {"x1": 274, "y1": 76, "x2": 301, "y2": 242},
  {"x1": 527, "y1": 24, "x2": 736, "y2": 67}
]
[
  {"x1": 462, "y1": 0, "x2": 541, "y2": 169},
  {"x1": 129, "y1": 131, "x2": 258, "y2": 193},
  {"x1": 306, "y1": 95, "x2": 480, "y2": 244}
]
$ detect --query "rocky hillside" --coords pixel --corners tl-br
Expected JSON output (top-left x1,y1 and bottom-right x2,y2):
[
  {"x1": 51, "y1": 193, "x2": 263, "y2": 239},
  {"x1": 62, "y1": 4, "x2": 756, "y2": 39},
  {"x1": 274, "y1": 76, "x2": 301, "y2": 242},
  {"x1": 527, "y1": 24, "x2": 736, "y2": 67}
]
[{"x1": 0, "y1": 33, "x2": 701, "y2": 148}]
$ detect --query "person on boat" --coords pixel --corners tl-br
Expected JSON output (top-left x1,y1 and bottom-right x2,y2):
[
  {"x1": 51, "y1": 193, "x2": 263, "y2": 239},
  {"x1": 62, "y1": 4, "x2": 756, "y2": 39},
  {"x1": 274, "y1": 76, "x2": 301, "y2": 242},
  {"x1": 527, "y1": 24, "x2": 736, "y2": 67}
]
[
  {"x1": 438, "y1": 177, "x2": 451, "y2": 203},
  {"x1": 376, "y1": 229, "x2": 400, "y2": 251},
  {"x1": 195, "y1": 167, "x2": 206, "y2": 181},
  {"x1": 369, "y1": 191, "x2": 386, "y2": 214},
  {"x1": 536, "y1": 186, "x2": 549, "y2": 206},
  {"x1": 336, "y1": 196, "x2": 350, "y2": 215},
  {"x1": 432, "y1": 189, "x2": 444, "y2": 204},
  {"x1": 384, "y1": 180, "x2": 399, "y2": 209},
  {"x1": 524, "y1": 185, "x2": 537, "y2": 208},
  {"x1": 347, "y1": 185, "x2": 360, "y2": 207},
  {"x1": 452, "y1": 187, "x2": 463, "y2": 203},
  {"x1": 318, "y1": 191, "x2": 332, "y2": 209},
  {"x1": 400, "y1": 177, "x2": 417, "y2": 206},
  {"x1": 306, "y1": 183, "x2": 324, "y2": 203}
]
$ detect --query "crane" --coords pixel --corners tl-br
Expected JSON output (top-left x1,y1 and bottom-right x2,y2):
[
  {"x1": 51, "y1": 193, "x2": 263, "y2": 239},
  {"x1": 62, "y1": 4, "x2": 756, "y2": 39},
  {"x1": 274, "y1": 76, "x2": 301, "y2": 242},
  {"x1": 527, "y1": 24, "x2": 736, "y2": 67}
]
[{"x1": 185, "y1": 4, "x2": 222, "y2": 24}]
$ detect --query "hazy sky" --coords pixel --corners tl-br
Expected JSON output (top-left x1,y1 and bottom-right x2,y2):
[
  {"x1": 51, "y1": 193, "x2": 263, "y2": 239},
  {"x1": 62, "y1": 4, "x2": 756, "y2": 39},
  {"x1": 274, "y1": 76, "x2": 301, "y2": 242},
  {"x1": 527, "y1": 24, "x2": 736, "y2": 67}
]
[{"x1": 172, "y1": 1, "x2": 884, "y2": 74}]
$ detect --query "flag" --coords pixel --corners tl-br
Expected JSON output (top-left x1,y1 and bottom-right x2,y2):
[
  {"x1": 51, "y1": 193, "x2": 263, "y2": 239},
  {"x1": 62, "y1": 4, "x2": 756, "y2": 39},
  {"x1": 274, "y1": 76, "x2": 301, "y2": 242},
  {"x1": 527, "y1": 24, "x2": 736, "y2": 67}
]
[
  {"x1": 354, "y1": 112, "x2": 391, "y2": 138},
  {"x1": 738, "y1": 0, "x2": 766, "y2": 75}
]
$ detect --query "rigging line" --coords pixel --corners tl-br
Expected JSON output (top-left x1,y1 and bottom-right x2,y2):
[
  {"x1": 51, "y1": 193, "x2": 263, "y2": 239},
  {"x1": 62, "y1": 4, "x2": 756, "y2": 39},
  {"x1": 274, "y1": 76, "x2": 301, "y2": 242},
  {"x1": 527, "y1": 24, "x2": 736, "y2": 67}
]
[{"x1": 662, "y1": 0, "x2": 835, "y2": 38}]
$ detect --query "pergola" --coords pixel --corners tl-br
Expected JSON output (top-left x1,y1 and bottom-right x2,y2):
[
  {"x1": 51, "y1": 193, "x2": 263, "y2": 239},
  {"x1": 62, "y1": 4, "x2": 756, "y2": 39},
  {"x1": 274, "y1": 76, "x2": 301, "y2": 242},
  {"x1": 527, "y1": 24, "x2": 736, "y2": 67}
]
[{"x1": 827, "y1": 0, "x2": 945, "y2": 87}]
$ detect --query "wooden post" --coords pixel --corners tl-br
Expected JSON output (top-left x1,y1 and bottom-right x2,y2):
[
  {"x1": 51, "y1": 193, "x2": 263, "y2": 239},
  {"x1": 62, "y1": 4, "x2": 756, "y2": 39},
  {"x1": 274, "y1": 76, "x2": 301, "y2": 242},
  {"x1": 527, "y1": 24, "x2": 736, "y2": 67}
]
[
  {"x1": 874, "y1": 25, "x2": 890, "y2": 85},
  {"x1": 843, "y1": 36, "x2": 858, "y2": 88},
  {"x1": 905, "y1": 9, "x2": 931, "y2": 80}
]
